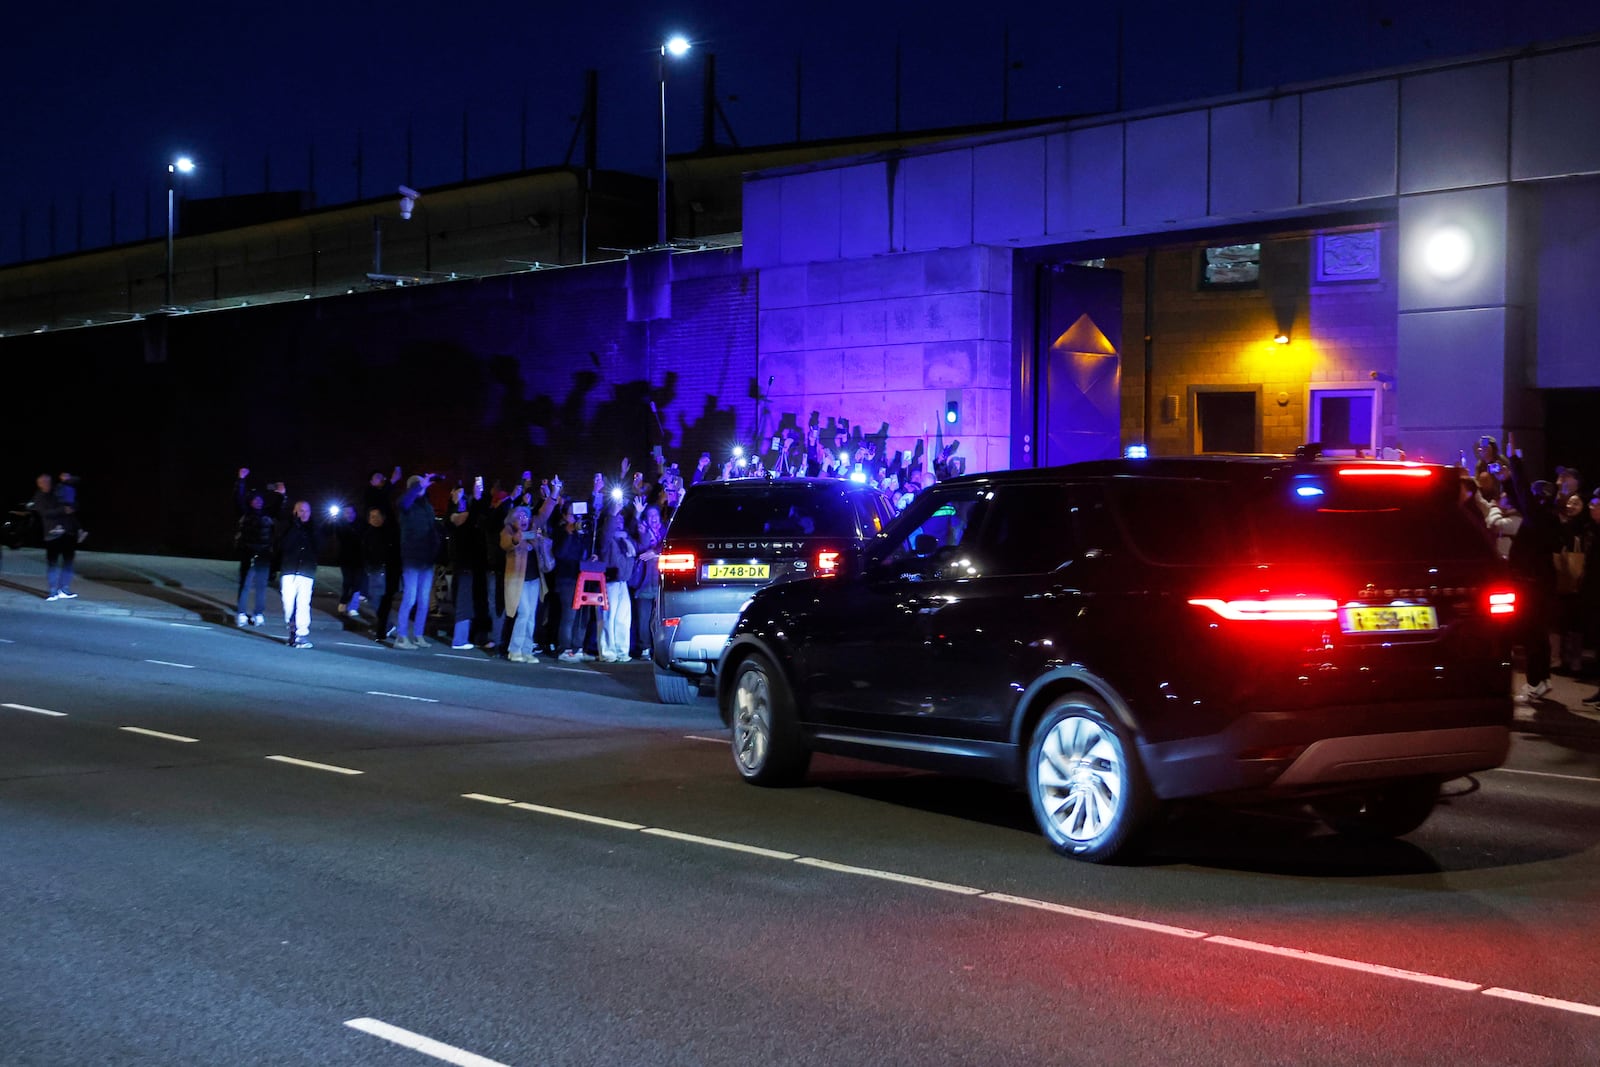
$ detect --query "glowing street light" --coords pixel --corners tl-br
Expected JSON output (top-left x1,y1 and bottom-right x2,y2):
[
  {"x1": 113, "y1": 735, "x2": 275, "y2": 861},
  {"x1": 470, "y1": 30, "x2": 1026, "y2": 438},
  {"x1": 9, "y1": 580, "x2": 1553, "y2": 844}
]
[
  {"x1": 658, "y1": 34, "x2": 691, "y2": 246},
  {"x1": 165, "y1": 155, "x2": 196, "y2": 308}
]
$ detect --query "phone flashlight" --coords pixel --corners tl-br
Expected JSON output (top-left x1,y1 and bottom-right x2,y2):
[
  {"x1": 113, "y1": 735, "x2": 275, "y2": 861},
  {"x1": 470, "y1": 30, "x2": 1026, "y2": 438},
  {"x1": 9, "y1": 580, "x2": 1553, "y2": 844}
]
[
  {"x1": 732, "y1": 446, "x2": 744, "y2": 459},
  {"x1": 611, "y1": 486, "x2": 624, "y2": 502},
  {"x1": 839, "y1": 452, "x2": 850, "y2": 466},
  {"x1": 327, "y1": 504, "x2": 341, "y2": 518}
]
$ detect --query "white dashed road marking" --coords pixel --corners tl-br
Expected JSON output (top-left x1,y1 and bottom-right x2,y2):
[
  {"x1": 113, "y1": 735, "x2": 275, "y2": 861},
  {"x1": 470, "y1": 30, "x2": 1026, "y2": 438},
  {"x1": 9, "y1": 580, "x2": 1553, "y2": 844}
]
[
  {"x1": 2, "y1": 702, "x2": 67, "y2": 717},
  {"x1": 119, "y1": 726, "x2": 200, "y2": 743},
  {"x1": 143, "y1": 659, "x2": 195, "y2": 669},
  {"x1": 365, "y1": 691, "x2": 440, "y2": 703},
  {"x1": 1491, "y1": 767, "x2": 1600, "y2": 785},
  {"x1": 264, "y1": 755, "x2": 364, "y2": 776},
  {"x1": 345, "y1": 1018, "x2": 513, "y2": 1067},
  {"x1": 168, "y1": 622, "x2": 209, "y2": 630},
  {"x1": 684, "y1": 734, "x2": 727, "y2": 744},
  {"x1": 467, "y1": 790, "x2": 1600, "y2": 1021}
]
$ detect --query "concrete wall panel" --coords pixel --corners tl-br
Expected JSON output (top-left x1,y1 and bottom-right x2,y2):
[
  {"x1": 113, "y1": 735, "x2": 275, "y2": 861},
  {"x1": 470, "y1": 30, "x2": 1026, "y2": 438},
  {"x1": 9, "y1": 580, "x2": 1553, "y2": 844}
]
[
  {"x1": 778, "y1": 169, "x2": 842, "y2": 266},
  {"x1": 840, "y1": 162, "x2": 894, "y2": 260},
  {"x1": 1534, "y1": 176, "x2": 1600, "y2": 389},
  {"x1": 1125, "y1": 113, "x2": 1208, "y2": 226},
  {"x1": 1301, "y1": 81, "x2": 1398, "y2": 204},
  {"x1": 1396, "y1": 307, "x2": 1513, "y2": 459},
  {"x1": 903, "y1": 152, "x2": 974, "y2": 251},
  {"x1": 1397, "y1": 186, "x2": 1509, "y2": 313},
  {"x1": 1209, "y1": 98, "x2": 1300, "y2": 216},
  {"x1": 974, "y1": 139, "x2": 1047, "y2": 244},
  {"x1": 1400, "y1": 64, "x2": 1509, "y2": 193},
  {"x1": 742, "y1": 179, "x2": 782, "y2": 268},
  {"x1": 1048, "y1": 126, "x2": 1124, "y2": 236},
  {"x1": 1513, "y1": 46, "x2": 1600, "y2": 181}
]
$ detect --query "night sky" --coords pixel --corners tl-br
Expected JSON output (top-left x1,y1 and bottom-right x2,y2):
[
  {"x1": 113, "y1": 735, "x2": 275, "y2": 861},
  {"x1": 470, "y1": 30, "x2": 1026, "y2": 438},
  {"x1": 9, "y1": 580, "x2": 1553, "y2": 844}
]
[{"x1": 5, "y1": 0, "x2": 1598, "y2": 266}]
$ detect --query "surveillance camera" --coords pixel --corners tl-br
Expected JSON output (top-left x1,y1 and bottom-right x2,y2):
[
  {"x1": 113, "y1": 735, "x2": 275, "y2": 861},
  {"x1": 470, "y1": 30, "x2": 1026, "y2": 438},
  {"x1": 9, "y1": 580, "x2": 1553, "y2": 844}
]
[{"x1": 398, "y1": 185, "x2": 420, "y2": 220}]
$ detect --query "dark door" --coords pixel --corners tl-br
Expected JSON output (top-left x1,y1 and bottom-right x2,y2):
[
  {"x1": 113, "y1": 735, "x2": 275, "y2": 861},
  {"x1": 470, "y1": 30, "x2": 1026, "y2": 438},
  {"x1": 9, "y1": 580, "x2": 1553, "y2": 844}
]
[
  {"x1": 1027, "y1": 263, "x2": 1124, "y2": 468},
  {"x1": 1195, "y1": 390, "x2": 1258, "y2": 453}
]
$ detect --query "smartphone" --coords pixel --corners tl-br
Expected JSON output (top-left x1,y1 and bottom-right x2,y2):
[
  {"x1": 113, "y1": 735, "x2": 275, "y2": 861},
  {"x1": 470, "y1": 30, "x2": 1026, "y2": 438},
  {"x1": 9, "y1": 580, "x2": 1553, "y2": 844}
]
[{"x1": 572, "y1": 501, "x2": 589, "y2": 515}]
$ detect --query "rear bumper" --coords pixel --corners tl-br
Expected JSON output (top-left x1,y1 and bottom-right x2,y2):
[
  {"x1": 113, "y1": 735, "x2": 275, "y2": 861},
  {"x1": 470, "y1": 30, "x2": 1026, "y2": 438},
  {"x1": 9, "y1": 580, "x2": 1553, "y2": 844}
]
[
  {"x1": 653, "y1": 612, "x2": 740, "y2": 675},
  {"x1": 1141, "y1": 696, "x2": 1512, "y2": 800}
]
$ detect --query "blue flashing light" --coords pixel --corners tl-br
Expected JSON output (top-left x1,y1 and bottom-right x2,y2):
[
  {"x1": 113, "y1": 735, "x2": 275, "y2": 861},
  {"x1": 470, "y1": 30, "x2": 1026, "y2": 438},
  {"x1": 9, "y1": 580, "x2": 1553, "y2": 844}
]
[
  {"x1": 1124, "y1": 444, "x2": 1149, "y2": 459},
  {"x1": 1295, "y1": 485, "x2": 1325, "y2": 498},
  {"x1": 849, "y1": 470, "x2": 868, "y2": 484}
]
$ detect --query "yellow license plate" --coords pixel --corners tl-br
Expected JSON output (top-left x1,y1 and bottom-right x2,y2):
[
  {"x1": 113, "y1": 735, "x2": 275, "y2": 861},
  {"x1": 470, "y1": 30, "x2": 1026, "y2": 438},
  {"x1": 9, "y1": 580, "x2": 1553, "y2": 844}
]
[
  {"x1": 705, "y1": 564, "x2": 770, "y2": 580},
  {"x1": 1341, "y1": 605, "x2": 1438, "y2": 632}
]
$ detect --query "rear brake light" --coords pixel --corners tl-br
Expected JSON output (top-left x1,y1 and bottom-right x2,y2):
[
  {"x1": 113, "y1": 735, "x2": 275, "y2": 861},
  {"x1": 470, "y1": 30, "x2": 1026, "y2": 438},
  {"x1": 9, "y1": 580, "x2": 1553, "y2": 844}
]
[
  {"x1": 659, "y1": 552, "x2": 696, "y2": 574},
  {"x1": 1336, "y1": 465, "x2": 1433, "y2": 479},
  {"x1": 1488, "y1": 590, "x2": 1516, "y2": 616},
  {"x1": 1188, "y1": 597, "x2": 1339, "y2": 622},
  {"x1": 816, "y1": 549, "x2": 841, "y2": 576}
]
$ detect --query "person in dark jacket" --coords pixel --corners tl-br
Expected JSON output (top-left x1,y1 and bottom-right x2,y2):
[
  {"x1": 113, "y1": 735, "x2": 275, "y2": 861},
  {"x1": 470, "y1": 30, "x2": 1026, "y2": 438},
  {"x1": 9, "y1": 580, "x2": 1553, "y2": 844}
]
[
  {"x1": 1577, "y1": 492, "x2": 1600, "y2": 709},
  {"x1": 393, "y1": 474, "x2": 441, "y2": 649},
  {"x1": 360, "y1": 506, "x2": 396, "y2": 637},
  {"x1": 1505, "y1": 447, "x2": 1560, "y2": 702},
  {"x1": 445, "y1": 481, "x2": 488, "y2": 650},
  {"x1": 30, "y1": 473, "x2": 81, "y2": 600},
  {"x1": 274, "y1": 499, "x2": 319, "y2": 649},
  {"x1": 550, "y1": 500, "x2": 593, "y2": 663},
  {"x1": 325, "y1": 504, "x2": 364, "y2": 618},
  {"x1": 234, "y1": 469, "x2": 274, "y2": 626}
]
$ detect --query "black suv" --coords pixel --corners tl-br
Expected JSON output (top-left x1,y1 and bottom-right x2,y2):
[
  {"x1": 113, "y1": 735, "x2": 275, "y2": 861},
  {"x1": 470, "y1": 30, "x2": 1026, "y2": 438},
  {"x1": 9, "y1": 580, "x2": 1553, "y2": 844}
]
[
  {"x1": 716, "y1": 456, "x2": 1517, "y2": 862},
  {"x1": 652, "y1": 478, "x2": 896, "y2": 704}
]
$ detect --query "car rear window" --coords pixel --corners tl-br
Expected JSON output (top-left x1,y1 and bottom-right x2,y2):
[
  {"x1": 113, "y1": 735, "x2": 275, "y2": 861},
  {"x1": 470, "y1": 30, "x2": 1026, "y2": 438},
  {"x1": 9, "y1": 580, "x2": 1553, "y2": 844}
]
[
  {"x1": 669, "y1": 486, "x2": 860, "y2": 539},
  {"x1": 1108, "y1": 470, "x2": 1493, "y2": 566}
]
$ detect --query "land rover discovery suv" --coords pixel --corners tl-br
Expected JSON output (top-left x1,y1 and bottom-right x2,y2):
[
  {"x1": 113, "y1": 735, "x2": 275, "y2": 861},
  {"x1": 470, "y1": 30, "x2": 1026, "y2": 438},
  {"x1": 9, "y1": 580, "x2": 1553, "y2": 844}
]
[
  {"x1": 651, "y1": 477, "x2": 895, "y2": 704},
  {"x1": 716, "y1": 455, "x2": 1517, "y2": 862}
]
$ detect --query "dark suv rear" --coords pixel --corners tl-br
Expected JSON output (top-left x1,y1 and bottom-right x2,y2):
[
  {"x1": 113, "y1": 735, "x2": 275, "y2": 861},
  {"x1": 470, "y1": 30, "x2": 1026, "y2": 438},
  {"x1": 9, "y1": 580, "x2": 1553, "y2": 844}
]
[
  {"x1": 652, "y1": 478, "x2": 895, "y2": 703},
  {"x1": 716, "y1": 456, "x2": 1517, "y2": 862}
]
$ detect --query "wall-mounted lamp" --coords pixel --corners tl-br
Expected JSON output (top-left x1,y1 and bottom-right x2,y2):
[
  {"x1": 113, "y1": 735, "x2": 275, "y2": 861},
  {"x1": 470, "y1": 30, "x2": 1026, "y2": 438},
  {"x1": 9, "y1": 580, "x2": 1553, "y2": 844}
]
[
  {"x1": 1273, "y1": 332, "x2": 1290, "y2": 345},
  {"x1": 1422, "y1": 224, "x2": 1473, "y2": 280}
]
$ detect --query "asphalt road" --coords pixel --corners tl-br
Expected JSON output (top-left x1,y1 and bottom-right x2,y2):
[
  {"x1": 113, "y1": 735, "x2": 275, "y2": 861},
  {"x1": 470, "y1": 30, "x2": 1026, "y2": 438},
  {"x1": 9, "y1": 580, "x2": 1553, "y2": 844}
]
[{"x1": 3, "y1": 608, "x2": 1599, "y2": 1065}]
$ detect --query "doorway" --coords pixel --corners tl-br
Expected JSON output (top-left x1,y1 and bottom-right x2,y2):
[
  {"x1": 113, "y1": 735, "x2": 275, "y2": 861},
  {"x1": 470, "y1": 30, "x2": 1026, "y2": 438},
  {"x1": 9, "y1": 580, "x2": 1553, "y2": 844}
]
[
  {"x1": 1021, "y1": 262, "x2": 1124, "y2": 468},
  {"x1": 1190, "y1": 387, "x2": 1261, "y2": 454}
]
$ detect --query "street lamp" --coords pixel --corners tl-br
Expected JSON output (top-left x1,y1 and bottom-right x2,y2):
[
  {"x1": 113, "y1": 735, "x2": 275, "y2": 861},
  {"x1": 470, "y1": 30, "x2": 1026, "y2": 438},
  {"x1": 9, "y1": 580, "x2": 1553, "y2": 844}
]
[
  {"x1": 165, "y1": 156, "x2": 195, "y2": 308},
  {"x1": 658, "y1": 34, "x2": 691, "y2": 247}
]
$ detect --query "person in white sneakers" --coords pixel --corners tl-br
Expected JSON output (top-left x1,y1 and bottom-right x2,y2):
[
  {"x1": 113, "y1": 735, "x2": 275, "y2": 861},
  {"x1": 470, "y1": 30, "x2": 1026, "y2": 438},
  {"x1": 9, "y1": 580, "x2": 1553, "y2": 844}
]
[
  {"x1": 500, "y1": 499, "x2": 553, "y2": 663},
  {"x1": 597, "y1": 507, "x2": 637, "y2": 662},
  {"x1": 274, "y1": 500, "x2": 318, "y2": 649}
]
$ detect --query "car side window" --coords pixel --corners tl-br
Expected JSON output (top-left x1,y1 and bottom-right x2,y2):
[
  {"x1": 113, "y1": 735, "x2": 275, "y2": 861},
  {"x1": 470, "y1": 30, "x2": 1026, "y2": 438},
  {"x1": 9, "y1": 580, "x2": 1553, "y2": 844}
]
[
  {"x1": 980, "y1": 483, "x2": 1078, "y2": 575},
  {"x1": 880, "y1": 490, "x2": 988, "y2": 579}
]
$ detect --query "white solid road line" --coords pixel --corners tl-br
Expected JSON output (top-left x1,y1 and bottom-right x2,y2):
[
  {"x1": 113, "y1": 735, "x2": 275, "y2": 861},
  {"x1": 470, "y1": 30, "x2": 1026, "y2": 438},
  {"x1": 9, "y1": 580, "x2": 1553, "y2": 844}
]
[
  {"x1": 474, "y1": 791, "x2": 1600, "y2": 1021},
  {"x1": 1491, "y1": 767, "x2": 1600, "y2": 785},
  {"x1": 264, "y1": 755, "x2": 364, "y2": 776},
  {"x1": 2, "y1": 702, "x2": 67, "y2": 717},
  {"x1": 365, "y1": 690, "x2": 440, "y2": 703},
  {"x1": 345, "y1": 1018, "x2": 513, "y2": 1067},
  {"x1": 143, "y1": 659, "x2": 195, "y2": 669},
  {"x1": 335, "y1": 641, "x2": 387, "y2": 650},
  {"x1": 684, "y1": 734, "x2": 727, "y2": 744},
  {"x1": 119, "y1": 726, "x2": 200, "y2": 743},
  {"x1": 168, "y1": 622, "x2": 209, "y2": 630}
]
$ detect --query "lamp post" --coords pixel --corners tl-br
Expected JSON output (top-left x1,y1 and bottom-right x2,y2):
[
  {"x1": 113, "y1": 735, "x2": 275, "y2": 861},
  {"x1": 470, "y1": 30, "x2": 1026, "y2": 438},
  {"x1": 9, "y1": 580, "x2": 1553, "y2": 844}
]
[
  {"x1": 164, "y1": 156, "x2": 195, "y2": 308},
  {"x1": 658, "y1": 34, "x2": 690, "y2": 247}
]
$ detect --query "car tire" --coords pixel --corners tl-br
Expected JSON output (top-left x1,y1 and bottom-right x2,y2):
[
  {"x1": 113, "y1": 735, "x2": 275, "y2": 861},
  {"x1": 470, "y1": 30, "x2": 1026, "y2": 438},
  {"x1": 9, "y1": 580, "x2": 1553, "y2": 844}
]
[
  {"x1": 729, "y1": 653, "x2": 810, "y2": 787},
  {"x1": 653, "y1": 667, "x2": 703, "y2": 705},
  {"x1": 1311, "y1": 779, "x2": 1439, "y2": 840},
  {"x1": 1026, "y1": 694, "x2": 1154, "y2": 863}
]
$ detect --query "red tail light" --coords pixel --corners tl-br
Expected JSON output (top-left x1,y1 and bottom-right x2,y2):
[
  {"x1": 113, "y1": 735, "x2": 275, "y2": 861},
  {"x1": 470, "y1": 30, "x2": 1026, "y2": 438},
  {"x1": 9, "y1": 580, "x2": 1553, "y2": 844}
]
[
  {"x1": 1188, "y1": 596, "x2": 1339, "y2": 622},
  {"x1": 816, "y1": 549, "x2": 841, "y2": 576},
  {"x1": 1336, "y1": 465, "x2": 1433, "y2": 480},
  {"x1": 1488, "y1": 590, "x2": 1516, "y2": 616},
  {"x1": 659, "y1": 551, "x2": 696, "y2": 575}
]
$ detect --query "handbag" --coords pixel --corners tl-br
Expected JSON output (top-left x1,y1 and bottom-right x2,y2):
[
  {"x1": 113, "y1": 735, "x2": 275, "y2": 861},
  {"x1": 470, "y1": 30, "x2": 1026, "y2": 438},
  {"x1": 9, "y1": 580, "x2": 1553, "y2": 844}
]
[{"x1": 533, "y1": 530, "x2": 556, "y2": 574}]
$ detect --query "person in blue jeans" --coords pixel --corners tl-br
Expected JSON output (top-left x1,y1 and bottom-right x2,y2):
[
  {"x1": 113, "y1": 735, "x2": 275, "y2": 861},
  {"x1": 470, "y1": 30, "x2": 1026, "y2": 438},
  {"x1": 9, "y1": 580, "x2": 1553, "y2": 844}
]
[
  {"x1": 393, "y1": 474, "x2": 441, "y2": 649},
  {"x1": 233, "y1": 469, "x2": 275, "y2": 626}
]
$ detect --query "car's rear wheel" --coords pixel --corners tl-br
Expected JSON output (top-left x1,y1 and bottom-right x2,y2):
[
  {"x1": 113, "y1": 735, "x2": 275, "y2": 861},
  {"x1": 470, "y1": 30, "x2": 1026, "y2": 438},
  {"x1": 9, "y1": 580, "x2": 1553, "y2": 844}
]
[
  {"x1": 729, "y1": 653, "x2": 810, "y2": 786},
  {"x1": 1027, "y1": 695, "x2": 1153, "y2": 863},
  {"x1": 1311, "y1": 779, "x2": 1439, "y2": 840},
  {"x1": 653, "y1": 667, "x2": 703, "y2": 705}
]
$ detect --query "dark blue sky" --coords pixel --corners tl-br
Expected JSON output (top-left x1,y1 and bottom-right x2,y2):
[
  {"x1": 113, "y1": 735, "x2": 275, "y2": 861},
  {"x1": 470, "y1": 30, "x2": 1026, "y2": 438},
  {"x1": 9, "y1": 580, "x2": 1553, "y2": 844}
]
[{"x1": 5, "y1": 0, "x2": 1598, "y2": 265}]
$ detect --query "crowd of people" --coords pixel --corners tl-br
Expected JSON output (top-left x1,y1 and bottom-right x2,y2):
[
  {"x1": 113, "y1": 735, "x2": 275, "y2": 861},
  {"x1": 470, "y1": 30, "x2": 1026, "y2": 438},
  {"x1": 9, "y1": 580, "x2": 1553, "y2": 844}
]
[
  {"x1": 1459, "y1": 435, "x2": 1600, "y2": 708},
  {"x1": 227, "y1": 426, "x2": 945, "y2": 660}
]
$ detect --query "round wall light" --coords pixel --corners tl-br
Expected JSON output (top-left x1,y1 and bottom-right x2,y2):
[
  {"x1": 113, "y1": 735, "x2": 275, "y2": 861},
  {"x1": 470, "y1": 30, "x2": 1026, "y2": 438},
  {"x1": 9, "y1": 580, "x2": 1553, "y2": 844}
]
[{"x1": 1422, "y1": 224, "x2": 1474, "y2": 280}]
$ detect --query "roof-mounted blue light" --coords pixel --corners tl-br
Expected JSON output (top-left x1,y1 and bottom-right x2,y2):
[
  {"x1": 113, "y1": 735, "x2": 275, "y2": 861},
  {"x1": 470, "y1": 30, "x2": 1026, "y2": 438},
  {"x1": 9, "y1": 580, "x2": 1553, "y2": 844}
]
[
  {"x1": 1125, "y1": 444, "x2": 1149, "y2": 459},
  {"x1": 1295, "y1": 485, "x2": 1325, "y2": 498}
]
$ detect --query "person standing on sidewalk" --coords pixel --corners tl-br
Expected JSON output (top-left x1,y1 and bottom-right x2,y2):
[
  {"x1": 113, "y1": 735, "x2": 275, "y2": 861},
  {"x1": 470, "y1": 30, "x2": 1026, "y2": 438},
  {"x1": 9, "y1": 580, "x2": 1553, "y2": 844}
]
[
  {"x1": 274, "y1": 499, "x2": 318, "y2": 649},
  {"x1": 234, "y1": 470, "x2": 275, "y2": 626},
  {"x1": 393, "y1": 474, "x2": 441, "y2": 649},
  {"x1": 1579, "y1": 491, "x2": 1600, "y2": 710},
  {"x1": 30, "y1": 473, "x2": 81, "y2": 600},
  {"x1": 597, "y1": 508, "x2": 636, "y2": 662},
  {"x1": 326, "y1": 504, "x2": 364, "y2": 619},
  {"x1": 1505, "y1": 444, "x2": 1560, "y2": 703}
]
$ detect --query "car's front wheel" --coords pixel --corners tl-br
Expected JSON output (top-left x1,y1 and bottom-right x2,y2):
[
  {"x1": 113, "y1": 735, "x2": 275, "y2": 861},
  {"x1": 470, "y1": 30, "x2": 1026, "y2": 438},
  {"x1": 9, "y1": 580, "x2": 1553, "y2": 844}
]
[
  {"x1": 1311, "y1": 779, "x2": 1439, "y2": 840},
  {"x1": 729, "y1": 653, "x2": 810, "y2": 786},
  {"x1": 1027, "y1": 695, "x2": 1154, "y2": 863}
]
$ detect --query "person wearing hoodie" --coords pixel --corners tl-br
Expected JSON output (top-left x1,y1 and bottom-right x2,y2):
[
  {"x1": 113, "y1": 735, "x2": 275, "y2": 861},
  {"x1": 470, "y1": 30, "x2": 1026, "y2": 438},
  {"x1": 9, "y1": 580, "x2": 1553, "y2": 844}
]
[
  {"x1": 393, "y1": 473, "x2": 442, "y2": 650},
  {"x1": 274, "y1": 499, "x2": 319, "y2": 649},
  {"x1": 233, "y1": 469, "x2": 275, "y2": 626}
]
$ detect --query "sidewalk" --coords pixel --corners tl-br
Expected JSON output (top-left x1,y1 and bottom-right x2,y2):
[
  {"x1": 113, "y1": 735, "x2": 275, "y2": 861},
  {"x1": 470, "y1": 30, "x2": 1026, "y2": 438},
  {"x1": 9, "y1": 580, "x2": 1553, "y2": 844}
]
[
  {"x1": 0, "y1": 546, "x2": 343, "y2": 624},
  {"x1": 2, "y1": 546, "x2": 1597, "y2": 740}
]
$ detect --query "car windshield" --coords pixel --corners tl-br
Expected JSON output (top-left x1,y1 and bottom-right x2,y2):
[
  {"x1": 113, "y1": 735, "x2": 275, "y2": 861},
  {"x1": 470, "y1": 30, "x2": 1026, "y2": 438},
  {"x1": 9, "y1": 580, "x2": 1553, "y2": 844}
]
[
  {"x1": 1109, "y1": 468, "x2": 1491, "y2": 566},
  {"x1": 669, "y1": 486, "x2": 860, "y2": 539}
]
